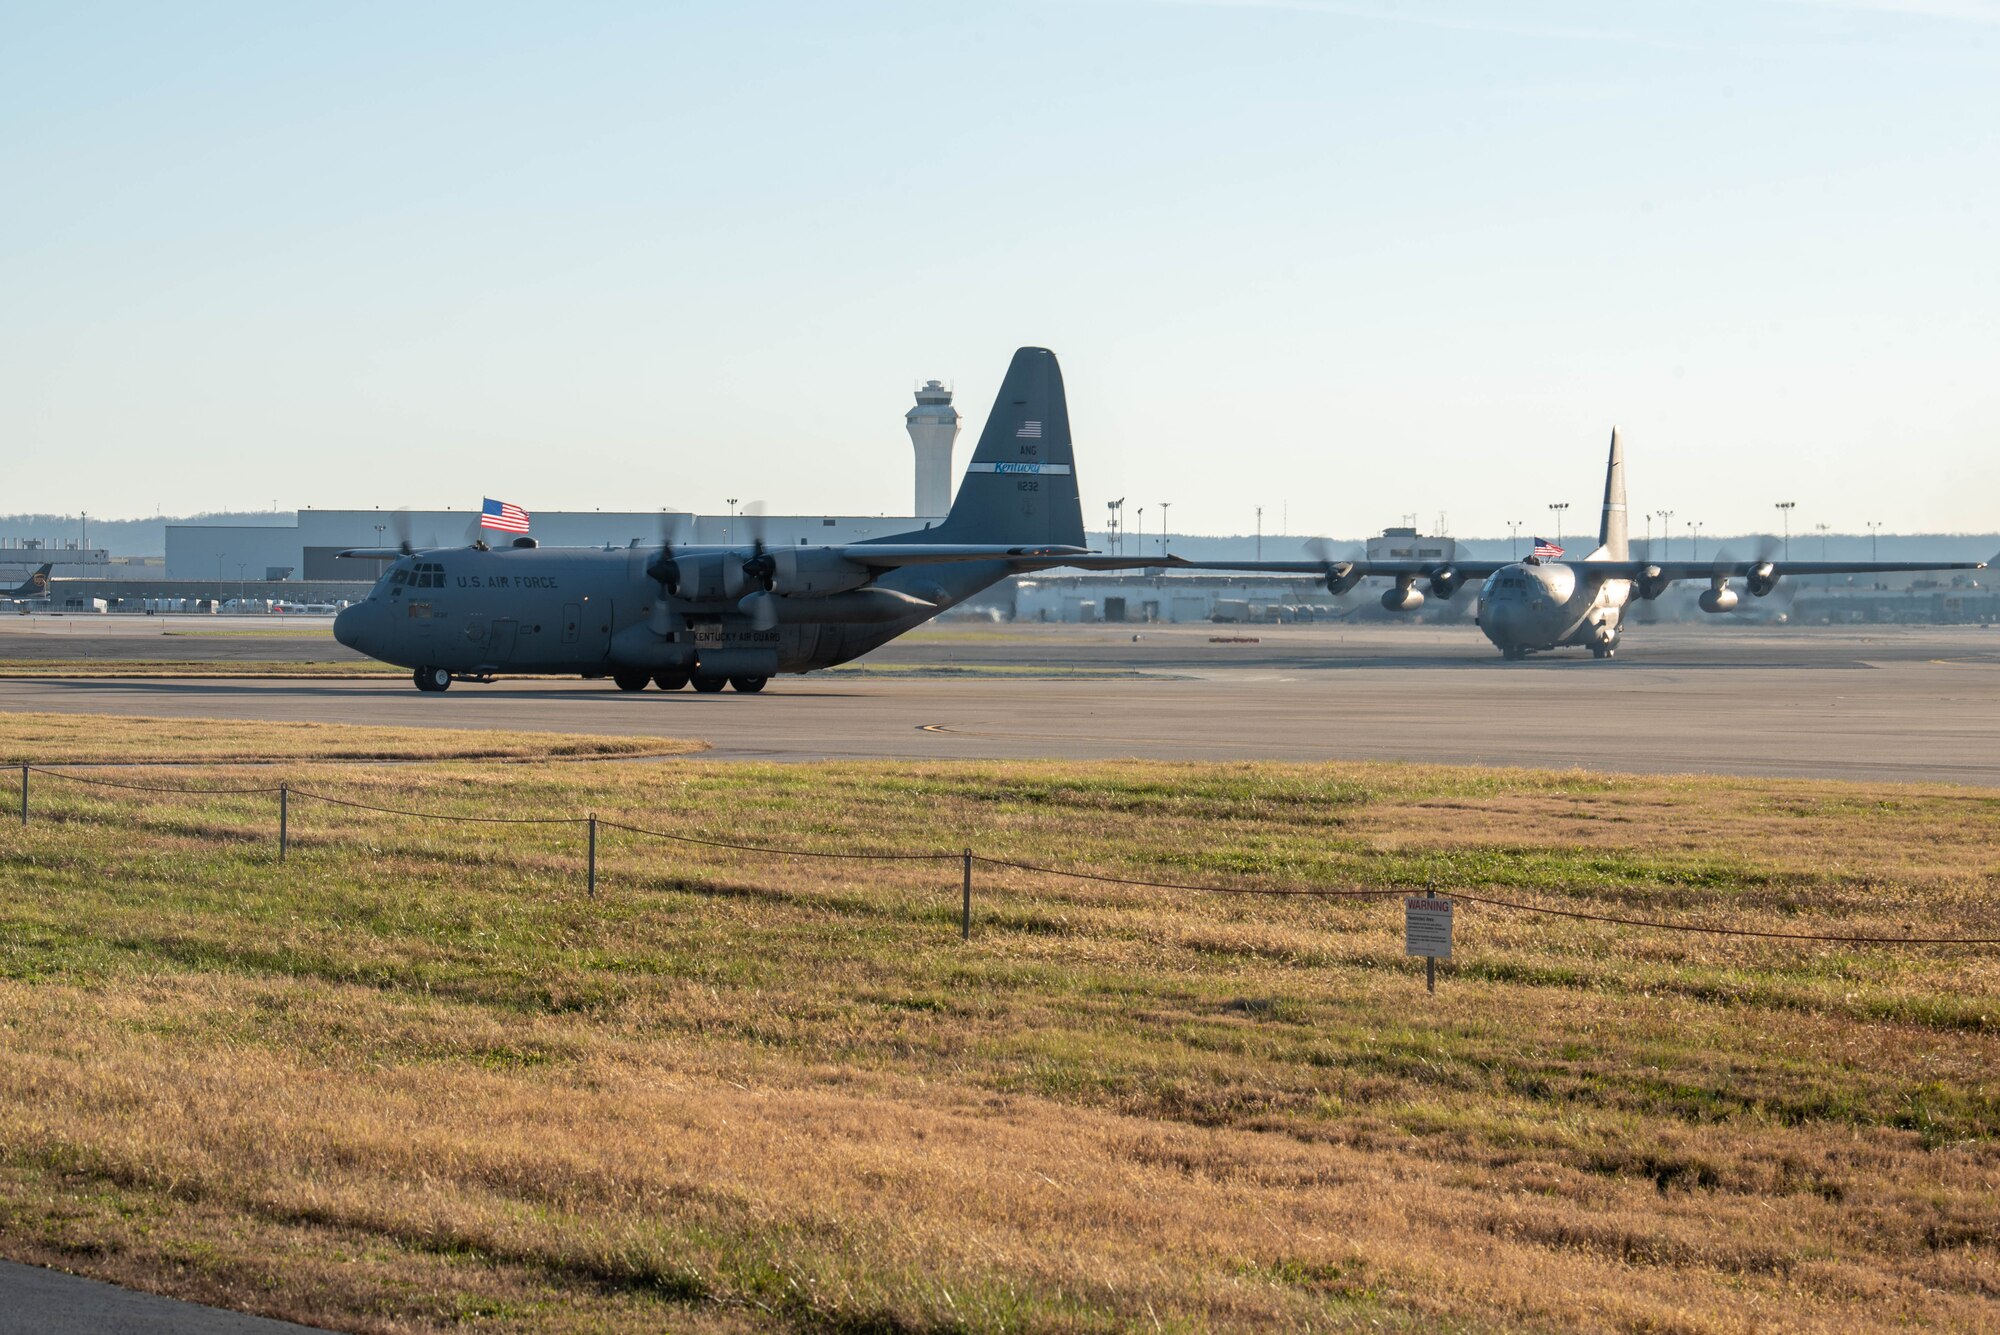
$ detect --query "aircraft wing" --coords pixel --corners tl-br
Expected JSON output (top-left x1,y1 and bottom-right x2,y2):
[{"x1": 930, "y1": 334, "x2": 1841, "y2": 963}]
[
  {"x1": 832, "y1": 546, "x2": 1359, "y2": 574},
  {"x1": 1160, "y1": 558, "x2": 1514, "y2": 579},
  {"x1": 832, "y1": 548, "x2": 1529, "y2": 578},
  {"x1": 1574, "y1": 559, "x2": 1987, "y2": 581}
]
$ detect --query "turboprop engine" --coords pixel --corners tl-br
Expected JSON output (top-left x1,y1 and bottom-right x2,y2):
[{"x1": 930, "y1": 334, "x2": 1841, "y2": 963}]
[
  {"x1": 1427, "y1": 567, "x2": 1463, "y2": 599},
  {"x1": 1698, "y1": 582, "x2": 1740, "y2": 614},
  {"x1": 1382, "y1": 584, "x2": 1425, "y2": 613},
  {"x1": 730, "y1": 550, "x2": 881, "y2": 629},
  {"x1": 1323, "y1": 561, "x2": 1363, "y2": 596},
  {"x1": 1746, "y1": 562, "x2": 1780, "y2": 597},
  {"x1": 1633, "y1": 565, "x2": 1671, "y2": 601},
  {"x1": 764, "y1": 549, "x2": 872, "y2": 597}
]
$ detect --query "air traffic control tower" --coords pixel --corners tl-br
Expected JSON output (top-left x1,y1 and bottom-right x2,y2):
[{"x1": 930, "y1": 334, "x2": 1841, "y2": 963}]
[{"x1": 906, "y1": 379, "x2": 961, "y2": 517}]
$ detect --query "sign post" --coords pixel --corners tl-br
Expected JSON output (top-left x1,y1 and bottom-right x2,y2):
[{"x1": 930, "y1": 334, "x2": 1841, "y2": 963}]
[{"x1": 1404, "y1": 896, "x2": 1453, "y2": 993}]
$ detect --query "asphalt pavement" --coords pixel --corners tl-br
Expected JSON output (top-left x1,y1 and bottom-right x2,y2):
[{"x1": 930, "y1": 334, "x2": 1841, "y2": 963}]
[
  {"x1": 2, "y1": 621, "x2": 1996, "y2": 784},
  {"x1": 0, "y1": 1261, "x2": 324, "y2": 1334}
]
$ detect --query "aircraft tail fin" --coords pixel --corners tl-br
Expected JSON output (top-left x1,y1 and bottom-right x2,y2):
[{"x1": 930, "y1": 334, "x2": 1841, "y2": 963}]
[
  {"x1": 918, "y1": 347, "x2": 1084, "y2": 548},
  {"x1": 1596, "y1": 427, "x2": 1628, "y2": 561},
  {"x1": 8, "y1": 563, "x2": 52, "y2": 597}
]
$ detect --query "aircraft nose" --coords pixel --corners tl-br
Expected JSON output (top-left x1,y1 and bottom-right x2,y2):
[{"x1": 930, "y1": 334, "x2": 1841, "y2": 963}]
[{"x1": 333, "y1": 602, "x2": 377, "y2": 652}]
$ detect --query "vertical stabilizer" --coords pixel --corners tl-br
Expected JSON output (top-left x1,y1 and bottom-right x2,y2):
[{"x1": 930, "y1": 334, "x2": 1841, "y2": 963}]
[
  {"x1": 1597, "y1": 427, "x2": 1628, "y2": 560},
  {"x1": 9, "y1": 563, "x2": 52, "y2": 597},
  {"x1": 921, "y1": 347, "x2": 1084, "y2": 547}
]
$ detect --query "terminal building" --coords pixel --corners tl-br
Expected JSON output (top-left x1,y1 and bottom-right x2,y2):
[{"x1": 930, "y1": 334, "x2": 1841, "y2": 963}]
[{"x1": 162, "y1": 382, "x2": 964, "y2": 585}]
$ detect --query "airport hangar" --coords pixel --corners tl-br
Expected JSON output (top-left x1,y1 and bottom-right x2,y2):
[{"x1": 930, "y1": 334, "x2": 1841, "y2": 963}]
[{"x1": 160, "y1": 380, "x2": 968, "y2": 590}]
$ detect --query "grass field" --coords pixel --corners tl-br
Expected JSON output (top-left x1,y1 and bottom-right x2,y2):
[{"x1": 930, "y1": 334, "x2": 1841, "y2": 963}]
[
  {"x1": 0, "y1": 717, "x2": 1996, "y2": 1332},
  {"x1": 0, "y1": 658, "x2": 397, "y2": 678},
  {"x1": 0, "y1": 711, "x2": 705, "y2": 764}
]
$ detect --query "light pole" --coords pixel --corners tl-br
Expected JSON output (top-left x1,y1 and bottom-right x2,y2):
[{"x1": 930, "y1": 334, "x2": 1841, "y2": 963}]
[
  {"x1": 1135, "y1": 507, "x2": 1145, "y2": 559},
  {"x1": 1655, "y1": 510, "x2": 1674, "y2": 563},
  {"x1": 1507, "y1": 520, "x2": 1521, "y2": 560},
  {"x1": 1775, "y1": 501, "x2": 1796, "y2": 560},
  {"x1": 373, "y1": 523, "x2": 387, "y2": 579},
  {"x1": 1548, "y1": 502, "x2": 1569, "y2": 547},
  {"x1": 1866, "y1": 520, "x2": 1882, "y2": 562},
  {"x1": 1255, "y1": 506, "x2": 1263, "y2": 562},
  {"x1": 1644, "y1": 511, "x2": 1652, "y2": 558},
  {"x1": 1159, "y1": 502, "x2": 1171, "y2": 557},
  {"x1": 1691, "y1": 521, "x2": 1703, "y2": 563}
]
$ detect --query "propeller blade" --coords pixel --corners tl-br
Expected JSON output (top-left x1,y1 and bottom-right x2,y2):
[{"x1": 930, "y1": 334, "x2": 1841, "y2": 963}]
[
  {"x1": 739, "y1": 501, "x2": 776, "y2": 591},
  {"x1": 647, "y1": 510, "x2": 682, "y2": 594},
  {"x1": 1302, "y1": 536, "x2": 1365, "y2": 565}
]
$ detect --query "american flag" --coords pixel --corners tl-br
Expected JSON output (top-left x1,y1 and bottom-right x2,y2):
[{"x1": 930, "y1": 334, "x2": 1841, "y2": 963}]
[
  {"x1": 1531, "y1": 537, "x2": 1565, "y2": 559},
  {"x1": 481, "y1": 498, "x2": 531, "y2": 534},
  {"x1": 1015, "y1": 420, "x2": 1042, "y2": 438}
]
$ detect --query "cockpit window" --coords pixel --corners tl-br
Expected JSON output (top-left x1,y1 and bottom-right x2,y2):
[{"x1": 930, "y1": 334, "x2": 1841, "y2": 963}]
[{"x1": 384, "y1": 561, "x2": 446, "y2": 591}]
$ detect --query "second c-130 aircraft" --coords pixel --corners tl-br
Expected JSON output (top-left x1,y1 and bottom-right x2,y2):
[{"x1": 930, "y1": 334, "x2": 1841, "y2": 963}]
[
  {"x1": 1267, "y1": 429, "x2": 1984, "y2": 659},
  {"x1": 334, "y1": 347, "x2": 1239, "y2": 692}
]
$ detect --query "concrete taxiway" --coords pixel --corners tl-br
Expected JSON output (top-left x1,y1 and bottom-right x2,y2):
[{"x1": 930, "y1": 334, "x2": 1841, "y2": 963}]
[
  {"x1": 0, "y1": 1260, "x2": 319, "y2": 1334},
  {"x1": 2, "y1": 622, "x2": 1996, "y2": 784}
]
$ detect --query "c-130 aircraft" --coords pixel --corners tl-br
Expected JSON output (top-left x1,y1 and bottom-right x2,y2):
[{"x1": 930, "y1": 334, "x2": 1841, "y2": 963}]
[
  {"x1": 334, "y1": 347, "x2": 1231, "y2": 692},
  {"x1": 1266, "y1": 430, "x2": 1983, "y2": 659}
]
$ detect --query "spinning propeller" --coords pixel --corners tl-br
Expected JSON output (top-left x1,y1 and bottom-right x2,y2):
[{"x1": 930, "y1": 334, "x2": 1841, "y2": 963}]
[{"x1": 737, "y1": 503, "x2": 780, "y2": 630}]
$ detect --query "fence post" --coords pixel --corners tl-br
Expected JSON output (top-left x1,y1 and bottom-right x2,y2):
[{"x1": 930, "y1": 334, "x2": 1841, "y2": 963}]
[
  {"x1": 961, "y1": 849, "x2": 972, "y2": 940},
  {"x1": 19, "y1": 764, "x2": 26, "y2": 827},
  {"x1": 279, "y1": 783, "x2": 288, "y2": 862},
  {"x1": 588, "y1": 815, "x2": 598, "y2": 898}
]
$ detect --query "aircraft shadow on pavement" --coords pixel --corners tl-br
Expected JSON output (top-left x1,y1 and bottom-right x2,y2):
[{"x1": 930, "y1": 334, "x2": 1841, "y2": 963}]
[{"x1": 37, "y1": 678, "x2": 876, "y2": 701}]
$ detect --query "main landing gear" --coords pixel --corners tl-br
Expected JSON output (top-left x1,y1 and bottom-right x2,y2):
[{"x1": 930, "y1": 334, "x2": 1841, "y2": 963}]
[
  {"x1": 413, "y1": 665, "x2": 452, "y2": 692},
  {"x1": 689, "y1": 674, "x2": 766, "y2": 693}
]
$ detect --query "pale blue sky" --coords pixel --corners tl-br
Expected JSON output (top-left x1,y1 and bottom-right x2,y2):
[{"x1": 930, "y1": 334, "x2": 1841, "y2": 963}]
[{"x1": 3, "y1": 0, "x2": 1995, "y2": 538}]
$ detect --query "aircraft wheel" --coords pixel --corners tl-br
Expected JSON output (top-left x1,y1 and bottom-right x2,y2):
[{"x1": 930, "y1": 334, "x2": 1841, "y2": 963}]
[
  {"x1": 415, "y1": 665, "x2": 451, "y2": 692},
  {"x1": 690, "y1": 674, "x2": 728, "y2": 693},
  {"x1": 728, "y1": 675, "x2": 768, "y2": 694},
  {"x1": 1502, "y1": 646, "x2": 1526, "y2": 661},
  {"x1": 653, "y1": 672, "x2": 690, "y2": 691},
  {"x1": 612, "y1": 669, "x2": 651, "y2": 692}
]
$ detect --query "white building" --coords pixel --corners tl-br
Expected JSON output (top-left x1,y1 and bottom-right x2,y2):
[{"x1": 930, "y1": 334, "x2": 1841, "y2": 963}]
[
  {"x1": 165, "y1": 381, "x2": 957, "y2": 582},
  {"x1": 164, "y1": 509, "x2": 951, "y2": 582}
]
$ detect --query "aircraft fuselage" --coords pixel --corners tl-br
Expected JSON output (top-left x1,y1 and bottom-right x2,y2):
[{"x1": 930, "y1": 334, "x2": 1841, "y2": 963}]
[
  {"x1": 333, "y1": 544, "x2": 1006, "y2": 680},
  {"x1": 1475, "y1": 559, "x2": 1632, "y2": 658}
]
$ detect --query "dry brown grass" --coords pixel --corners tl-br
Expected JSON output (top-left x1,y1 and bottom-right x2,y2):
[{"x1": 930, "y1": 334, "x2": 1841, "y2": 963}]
[
  {"x1": 0, "y1": 710, "x2": 705, "y2": 764},
  {"x1": 0, "y1": 658, "x2": 400, "y2": 677},
  {"x1": 0, "y1": 726, "x2": 1996, "y2": 1332}
]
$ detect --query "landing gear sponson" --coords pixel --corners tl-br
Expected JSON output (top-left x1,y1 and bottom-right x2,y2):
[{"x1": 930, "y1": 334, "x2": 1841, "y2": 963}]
[{"x1": 608, "y1": 669, "x2": 763, "y2": 694}]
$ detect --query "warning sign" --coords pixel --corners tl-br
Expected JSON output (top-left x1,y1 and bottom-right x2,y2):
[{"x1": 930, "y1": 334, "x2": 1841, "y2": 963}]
[{"x1": 1405, "y1": 897, "x2": 1453, "y2": 959}]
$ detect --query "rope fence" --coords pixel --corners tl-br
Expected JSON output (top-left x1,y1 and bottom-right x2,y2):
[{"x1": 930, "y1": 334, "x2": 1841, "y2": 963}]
[{"x1": 11, "y1": 762, "x2": 2000, "y2": 951}]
